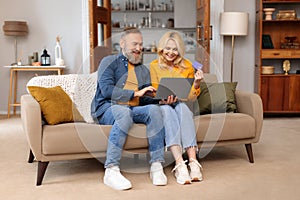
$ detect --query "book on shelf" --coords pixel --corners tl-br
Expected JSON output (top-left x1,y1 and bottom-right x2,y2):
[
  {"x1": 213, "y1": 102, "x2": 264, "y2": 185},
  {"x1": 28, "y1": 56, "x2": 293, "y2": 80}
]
[{"x1": 262, "y1": 34, "x2": 274, "y2": 49}]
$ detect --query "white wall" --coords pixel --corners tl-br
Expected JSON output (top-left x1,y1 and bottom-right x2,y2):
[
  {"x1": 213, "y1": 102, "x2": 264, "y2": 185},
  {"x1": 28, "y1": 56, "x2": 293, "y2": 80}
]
[
  {"x1": 223, "y1": 0, "x2": 255, "y2": 92},
  {"x1": 0, "y1": 0, "x2": 83, "y2": 114},
  {"x1": 174, "y1": 0, "x2": 196, "y2": 28}
]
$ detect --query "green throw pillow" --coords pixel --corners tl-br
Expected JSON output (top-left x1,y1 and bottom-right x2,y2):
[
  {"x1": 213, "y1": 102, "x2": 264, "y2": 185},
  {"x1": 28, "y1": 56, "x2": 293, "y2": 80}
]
[
  {"x1": 28, "y1": 86, "x2": 84, "y2": 125},
  {"x1": 194, "y1": 82, "x2": 238, "y2": 115}
]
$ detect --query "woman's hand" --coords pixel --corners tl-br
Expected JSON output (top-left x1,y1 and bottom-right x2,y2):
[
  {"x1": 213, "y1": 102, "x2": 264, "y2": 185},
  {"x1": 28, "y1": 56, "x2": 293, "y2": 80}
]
[
  {"x1": 159, "y1": 95, "x2": 178, "y2": 105},
  {"x1": 194, "y1": 69, "x2": 204, "y2": 89},
  {"x1": 134, "y1": 86, "x2": 156, "y2": 97}
]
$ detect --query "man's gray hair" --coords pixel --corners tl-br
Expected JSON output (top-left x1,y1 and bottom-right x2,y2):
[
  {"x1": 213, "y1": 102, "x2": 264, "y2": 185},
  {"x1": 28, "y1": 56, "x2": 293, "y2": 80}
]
[{"x1": 120, "y1": 27, "x2": 142, "y2": 39}]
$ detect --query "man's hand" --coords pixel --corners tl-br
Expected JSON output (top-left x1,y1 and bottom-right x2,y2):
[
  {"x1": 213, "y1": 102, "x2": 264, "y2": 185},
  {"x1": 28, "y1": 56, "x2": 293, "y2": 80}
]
[
  {"x1": 159, "y1": 95, "x2": 178, "y2": 105},
  {"x1": 134, "y1": 86, "x2": 156, "y2": 97}
]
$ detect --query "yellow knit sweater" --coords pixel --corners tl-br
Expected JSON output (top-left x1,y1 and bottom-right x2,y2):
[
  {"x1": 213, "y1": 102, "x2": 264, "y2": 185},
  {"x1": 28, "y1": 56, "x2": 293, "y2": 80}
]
[{"x1": 150, "y1": 59, "x2": 200, "y2": 101}]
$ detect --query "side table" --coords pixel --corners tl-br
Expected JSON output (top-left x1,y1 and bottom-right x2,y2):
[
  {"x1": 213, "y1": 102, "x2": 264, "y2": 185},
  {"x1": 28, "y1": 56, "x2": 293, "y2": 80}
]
[{"x1": 3, "y1": 65, "x2": 65, "y2": 118}]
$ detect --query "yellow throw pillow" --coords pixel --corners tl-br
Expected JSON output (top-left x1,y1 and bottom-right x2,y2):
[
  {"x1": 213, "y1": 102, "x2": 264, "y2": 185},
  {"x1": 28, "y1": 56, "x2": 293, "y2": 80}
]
[{"x1": 27, "y1": 86, "x2": 84, "y2": 125}]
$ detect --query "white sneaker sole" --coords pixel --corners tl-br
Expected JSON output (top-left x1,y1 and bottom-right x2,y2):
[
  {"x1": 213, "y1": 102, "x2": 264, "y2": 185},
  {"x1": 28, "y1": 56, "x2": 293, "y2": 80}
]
[
  {"x1": 191, "y1": 177, "x2": 203, "y2": 182},
  {"x1": 176, "y1": 178, "x2": 192, "y2": 185}
]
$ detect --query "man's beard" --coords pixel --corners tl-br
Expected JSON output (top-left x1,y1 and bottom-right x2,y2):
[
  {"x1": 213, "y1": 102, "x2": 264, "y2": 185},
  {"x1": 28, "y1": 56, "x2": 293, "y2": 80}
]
[{"x1": 123, "y1": 46, "x2": 143, "y2": 64}]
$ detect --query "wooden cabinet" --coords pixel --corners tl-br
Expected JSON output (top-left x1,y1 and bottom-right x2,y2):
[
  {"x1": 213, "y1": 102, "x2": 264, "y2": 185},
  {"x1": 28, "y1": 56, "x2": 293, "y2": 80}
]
[
  {"x1": 261, "y1": 75, "x2": 300, "y2": 112},
  {"x1": 255, "y1": 0, "x2": 300, "y2": 113}
]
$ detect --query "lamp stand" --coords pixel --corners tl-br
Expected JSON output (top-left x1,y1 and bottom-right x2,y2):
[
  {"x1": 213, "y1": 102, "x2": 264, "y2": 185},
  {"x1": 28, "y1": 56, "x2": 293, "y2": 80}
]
[
  {"x1": 13, "y1": 36, "x2": 18, "y2": 65},
  {"x1": 3, "y1": 21, "x2": 29, "y2": 65},
  {"x1": 230, "y1": 35, "x2": 235, "y2": 82}
]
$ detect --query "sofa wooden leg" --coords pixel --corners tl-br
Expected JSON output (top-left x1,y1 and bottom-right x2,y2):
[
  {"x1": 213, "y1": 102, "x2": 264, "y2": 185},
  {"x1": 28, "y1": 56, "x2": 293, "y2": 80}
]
[
  {"x1": 37, "y1": 161, "x2": 49, "y2": 186},
  {"x1": 28, "y1": 149, "x2": 34, "y2": 163},
  {"x1": 245, "y1": 144, "x2": 254, "y2": 163}
]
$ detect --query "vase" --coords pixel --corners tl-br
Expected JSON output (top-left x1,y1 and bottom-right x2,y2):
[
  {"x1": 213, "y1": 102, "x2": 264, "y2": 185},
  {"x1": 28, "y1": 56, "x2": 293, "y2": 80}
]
[{"x1": 263, "y1": 8, "x2": 275, "y2": 20}]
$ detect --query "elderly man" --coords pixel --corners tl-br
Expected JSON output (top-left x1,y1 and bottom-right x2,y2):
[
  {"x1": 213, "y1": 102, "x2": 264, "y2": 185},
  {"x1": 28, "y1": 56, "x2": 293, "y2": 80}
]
[{"x1": 91, "y1": 28, "x2": 167, "y2": 190}]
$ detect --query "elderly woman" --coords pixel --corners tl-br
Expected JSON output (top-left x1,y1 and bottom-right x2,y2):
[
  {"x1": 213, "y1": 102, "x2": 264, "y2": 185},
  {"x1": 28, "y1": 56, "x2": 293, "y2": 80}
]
[{"x1": 150, "y1": 31, "x2": 204, "y2": 185}]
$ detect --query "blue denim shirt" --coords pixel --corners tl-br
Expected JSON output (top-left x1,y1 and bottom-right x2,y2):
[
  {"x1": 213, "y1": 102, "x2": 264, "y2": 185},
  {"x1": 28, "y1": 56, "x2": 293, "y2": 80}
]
[{"x1": 91, "y1": 53, "x2": 158, "y2": 120}]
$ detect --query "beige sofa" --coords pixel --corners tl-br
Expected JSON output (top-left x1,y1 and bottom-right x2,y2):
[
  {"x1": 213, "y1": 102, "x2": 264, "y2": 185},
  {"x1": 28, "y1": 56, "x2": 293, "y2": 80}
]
[{"x1": 21, "y1": 73, "x2": 263, "y2": 185}]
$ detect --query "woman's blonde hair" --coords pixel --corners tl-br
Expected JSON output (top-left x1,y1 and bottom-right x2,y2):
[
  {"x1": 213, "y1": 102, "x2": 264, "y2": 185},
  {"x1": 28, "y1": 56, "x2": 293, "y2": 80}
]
[{"x1": 157, "y1": 31, "x2": 187, "y2": 70}]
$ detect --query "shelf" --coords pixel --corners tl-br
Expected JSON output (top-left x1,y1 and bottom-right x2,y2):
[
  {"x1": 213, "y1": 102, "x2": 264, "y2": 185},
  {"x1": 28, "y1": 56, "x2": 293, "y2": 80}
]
[
  {"x1": 112, "y1": 50, "x2": 196, "y2": 54},
  {"x1": 263, "y1": 1, "x2": 300, "y2": 3},
  {"x1": 112, "y1": 27, "x2": 196, "y2": 31},
  {"x1": 112, "y1": 10, "x2": 173, "y2": 13},
  {"x1": 263, "y1": 19, "x2": 300, "y2": 22},
  {"x1": 261, "y1": 74, "x2": 300, "y2": 76}
]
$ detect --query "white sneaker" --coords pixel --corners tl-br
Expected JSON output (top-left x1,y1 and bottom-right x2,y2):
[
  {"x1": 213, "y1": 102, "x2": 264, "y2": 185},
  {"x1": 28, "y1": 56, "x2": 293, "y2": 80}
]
[
  {"x1": 150, "y1": 162, "x2": 167, "y2": 186},
  {"x1": 172, "y1": 160, "x2": 191, "y2": 185},
  {"x1": 189, "y1": 158, "x2": 203, "y2": 182},
  {"x1": 103, "y1": 166, "x2": 132, "y2": 190}
]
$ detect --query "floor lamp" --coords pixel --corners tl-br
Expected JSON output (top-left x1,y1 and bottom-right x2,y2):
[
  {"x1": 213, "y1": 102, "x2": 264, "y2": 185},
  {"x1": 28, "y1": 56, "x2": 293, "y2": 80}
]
[
  {"x1": 220, "y1": 12, "x2": 249, "y2": 82},
  {"x1": 2, "y1": 21, "x2": 28, "y2": 65}
]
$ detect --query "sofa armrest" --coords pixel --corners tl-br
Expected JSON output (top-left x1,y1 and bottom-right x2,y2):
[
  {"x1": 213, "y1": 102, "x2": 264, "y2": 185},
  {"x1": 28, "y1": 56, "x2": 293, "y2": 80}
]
[
  {"x1": 21, "y1": 94, "x2": 43, "y2": 160},
  {"x1": 235, "y1": 90, "x2": 263, "y2": 143}
]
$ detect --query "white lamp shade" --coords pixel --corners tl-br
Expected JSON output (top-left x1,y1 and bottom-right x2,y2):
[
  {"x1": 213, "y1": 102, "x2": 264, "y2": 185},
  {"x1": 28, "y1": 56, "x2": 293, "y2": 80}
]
[{"x1": 220, "y1": 12, "x2": 249, "y2": 36}]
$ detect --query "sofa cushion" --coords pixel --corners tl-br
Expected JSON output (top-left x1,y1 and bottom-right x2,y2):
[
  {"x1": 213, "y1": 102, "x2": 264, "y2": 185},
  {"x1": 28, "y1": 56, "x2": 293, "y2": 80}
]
[
  {"x1": 193, "y1": 113, "x2": 256, "y2": 142},
  {"x1": 42, "y1": 123, "x2": 148, "y2": 155},
  {"x1": 195, "y1": 82, "x2": 238, "y2": 115},
  {"x1": 28, "y1": 86, "x2": 83, "y2": 125}
]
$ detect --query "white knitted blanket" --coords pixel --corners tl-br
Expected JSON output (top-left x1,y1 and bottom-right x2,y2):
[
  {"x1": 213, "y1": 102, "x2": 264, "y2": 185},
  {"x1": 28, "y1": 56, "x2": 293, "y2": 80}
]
[{"x1": 26, "y1": 72, "x2": 97, "y2": 123}]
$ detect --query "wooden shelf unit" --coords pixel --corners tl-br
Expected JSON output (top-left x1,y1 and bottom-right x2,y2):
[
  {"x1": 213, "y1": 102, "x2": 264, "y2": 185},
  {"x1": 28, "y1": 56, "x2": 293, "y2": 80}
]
[{"x1": 255, "y1": 0, "x2": 300, "y2": 113}]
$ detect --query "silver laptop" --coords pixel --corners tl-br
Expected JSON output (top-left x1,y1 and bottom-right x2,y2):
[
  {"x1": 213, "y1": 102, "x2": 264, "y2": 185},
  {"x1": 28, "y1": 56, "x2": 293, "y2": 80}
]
[{"x1": 154, "y1": 78, "x2": 194, "y2": 100}]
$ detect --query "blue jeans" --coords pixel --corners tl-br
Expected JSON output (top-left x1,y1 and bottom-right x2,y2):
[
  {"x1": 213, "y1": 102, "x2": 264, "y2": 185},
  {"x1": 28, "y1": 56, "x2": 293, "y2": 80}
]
[
  {"x1": 97, "y1": 104, "x2": 165, "y2": 168},
  {"x1": 160, "y1": 103, "x2": 197, "y2": 149}
]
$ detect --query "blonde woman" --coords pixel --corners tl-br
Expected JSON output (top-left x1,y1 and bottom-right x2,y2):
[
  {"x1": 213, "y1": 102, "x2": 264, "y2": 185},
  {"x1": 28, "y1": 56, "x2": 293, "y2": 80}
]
[{"x1": 150, "y1": 31, "x2": 203, "y2": 185}]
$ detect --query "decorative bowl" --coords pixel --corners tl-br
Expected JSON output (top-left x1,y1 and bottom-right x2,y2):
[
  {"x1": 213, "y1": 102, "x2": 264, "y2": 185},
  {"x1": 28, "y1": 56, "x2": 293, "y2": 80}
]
[{"x1": 262, "y1": 66, "x2": 275, "y2": 74}]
